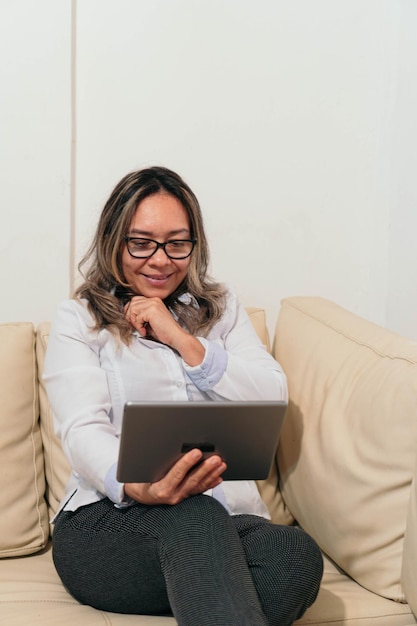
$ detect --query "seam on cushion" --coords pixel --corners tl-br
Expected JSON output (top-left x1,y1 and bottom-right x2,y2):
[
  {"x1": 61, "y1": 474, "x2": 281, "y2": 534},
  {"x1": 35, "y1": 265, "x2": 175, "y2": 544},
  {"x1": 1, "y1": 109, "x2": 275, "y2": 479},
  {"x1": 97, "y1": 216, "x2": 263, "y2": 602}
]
[
  {"x1": 0, "y1": 600, "x2": 115, "y2": 624},
  {"x1": 282, "y1": 299, "x2": 417, "y2": 365},
  {"x1": 0, "y1": 544, "x2": 47, "y2": 557},
  {"x1": 296, "y1": 614, "x2": 415, "y2": 625},
  {"x1": 100, "y1": 612, "x2": 113, "y2": 625},
  {"x1": 31, "y1": 330, "x2": 47, "y2": 548},
  {"x1": 0, "y1": 600, "x2": 78, "y2": 605}
]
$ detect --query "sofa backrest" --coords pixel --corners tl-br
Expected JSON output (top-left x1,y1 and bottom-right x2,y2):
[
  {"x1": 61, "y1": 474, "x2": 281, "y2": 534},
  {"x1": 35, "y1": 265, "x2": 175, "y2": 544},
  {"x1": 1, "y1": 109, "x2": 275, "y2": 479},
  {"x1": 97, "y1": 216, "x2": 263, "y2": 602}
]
[{"x1": 274, "y1": 296, "x2": 417, "y2": 604}]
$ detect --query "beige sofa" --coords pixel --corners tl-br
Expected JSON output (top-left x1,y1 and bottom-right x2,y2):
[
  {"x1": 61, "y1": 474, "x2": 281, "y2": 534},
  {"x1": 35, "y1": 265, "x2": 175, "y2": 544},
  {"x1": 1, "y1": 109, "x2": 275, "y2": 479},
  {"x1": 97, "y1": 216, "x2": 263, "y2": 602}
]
[{"x1": 1, "y1": 296, "x2": 416, "y2": 625}]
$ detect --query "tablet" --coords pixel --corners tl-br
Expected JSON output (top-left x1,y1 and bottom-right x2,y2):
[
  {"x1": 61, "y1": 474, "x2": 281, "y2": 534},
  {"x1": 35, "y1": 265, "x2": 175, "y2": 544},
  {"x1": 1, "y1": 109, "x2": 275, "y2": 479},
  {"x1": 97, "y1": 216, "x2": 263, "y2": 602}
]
[{"x1": 116, "y1": 400, "x2": 287, "y2": 483}]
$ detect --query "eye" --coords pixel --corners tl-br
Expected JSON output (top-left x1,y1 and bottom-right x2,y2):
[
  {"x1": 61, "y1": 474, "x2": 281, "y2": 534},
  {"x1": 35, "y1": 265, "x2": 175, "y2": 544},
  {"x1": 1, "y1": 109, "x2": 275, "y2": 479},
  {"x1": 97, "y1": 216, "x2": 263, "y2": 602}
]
[
  {"x1": 130, "y1": 238, "x2": 154, "y2": 251},
  {"x1": 168, "y1": 240, "x2": 188, "y2": 249}
]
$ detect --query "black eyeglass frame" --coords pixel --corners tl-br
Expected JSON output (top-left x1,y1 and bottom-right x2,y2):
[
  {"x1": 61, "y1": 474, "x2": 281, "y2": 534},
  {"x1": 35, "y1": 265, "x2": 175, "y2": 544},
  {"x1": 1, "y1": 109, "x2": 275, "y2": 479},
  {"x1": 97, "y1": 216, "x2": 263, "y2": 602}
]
[{"x1": 123, "y1": 236, "x2": 197, "y2": 260}]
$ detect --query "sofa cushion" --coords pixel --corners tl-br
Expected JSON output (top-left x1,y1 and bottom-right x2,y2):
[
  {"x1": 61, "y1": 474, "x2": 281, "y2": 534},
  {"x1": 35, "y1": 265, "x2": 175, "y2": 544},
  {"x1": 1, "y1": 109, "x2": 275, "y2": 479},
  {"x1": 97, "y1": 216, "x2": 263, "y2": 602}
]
[
  {"x1": 0, "y1": 322, "x2": 49, "y2": 557},
  {"x1": 0, "y1": 544, "x2": 176, "y2": 625},
  {"x1": 274, "y1": 297, "x2": 417, "y2": 602},
  {"x1": 295, "y1": 554, "x2": 416, "y2": 626},
  {"x1": 1, "y1": 546, "x2": 415, "y2": 626}
]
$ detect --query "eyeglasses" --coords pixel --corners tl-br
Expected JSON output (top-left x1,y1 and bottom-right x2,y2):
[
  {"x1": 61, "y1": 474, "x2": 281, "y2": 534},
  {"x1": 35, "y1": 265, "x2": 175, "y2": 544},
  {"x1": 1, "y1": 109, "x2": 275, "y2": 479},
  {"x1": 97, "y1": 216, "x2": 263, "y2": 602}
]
[{"x1": 124, "y1": 237, "x2": 197, "y2": 259}]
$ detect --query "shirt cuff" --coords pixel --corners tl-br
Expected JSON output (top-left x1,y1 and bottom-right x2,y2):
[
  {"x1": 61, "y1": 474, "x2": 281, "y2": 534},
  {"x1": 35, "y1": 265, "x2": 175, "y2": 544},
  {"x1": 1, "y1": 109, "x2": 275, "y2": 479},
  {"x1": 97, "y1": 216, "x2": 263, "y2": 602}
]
[
  {"x1": 104, "y1": 462, "x2": 136, "y2": 508},
  {"x1": 183, "y1": 338, "x2": 228, "y2": 391}
]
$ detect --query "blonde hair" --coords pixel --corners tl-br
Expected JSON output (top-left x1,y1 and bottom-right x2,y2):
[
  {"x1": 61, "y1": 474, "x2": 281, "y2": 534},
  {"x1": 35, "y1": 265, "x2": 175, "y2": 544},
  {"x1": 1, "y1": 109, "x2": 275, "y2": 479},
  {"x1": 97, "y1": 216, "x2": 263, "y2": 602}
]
[{"x1": 75, "y1": 166, "x2": 226, "y2": 343}]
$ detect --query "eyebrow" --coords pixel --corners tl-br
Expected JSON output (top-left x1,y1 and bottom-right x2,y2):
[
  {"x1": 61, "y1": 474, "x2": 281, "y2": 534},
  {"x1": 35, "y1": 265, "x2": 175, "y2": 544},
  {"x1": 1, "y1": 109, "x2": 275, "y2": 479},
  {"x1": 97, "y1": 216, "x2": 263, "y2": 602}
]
[{"x1": 128, "y1": 228, "x2": 190, "y2": 238}]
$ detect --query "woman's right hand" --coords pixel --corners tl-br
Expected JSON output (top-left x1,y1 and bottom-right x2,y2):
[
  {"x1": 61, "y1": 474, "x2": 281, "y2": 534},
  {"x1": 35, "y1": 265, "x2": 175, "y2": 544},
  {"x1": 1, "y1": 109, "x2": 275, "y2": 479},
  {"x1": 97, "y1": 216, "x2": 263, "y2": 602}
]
[{"x1": 123, "y1": 448, "x2": 227, "y2": 505}]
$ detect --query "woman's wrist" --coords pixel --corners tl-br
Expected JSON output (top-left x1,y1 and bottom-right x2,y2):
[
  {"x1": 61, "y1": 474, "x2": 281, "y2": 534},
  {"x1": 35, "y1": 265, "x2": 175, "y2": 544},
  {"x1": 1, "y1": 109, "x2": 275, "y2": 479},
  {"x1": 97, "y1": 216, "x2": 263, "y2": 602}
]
[{"x1": 173, "y1": 331, "x2": 205, "y2": 366}]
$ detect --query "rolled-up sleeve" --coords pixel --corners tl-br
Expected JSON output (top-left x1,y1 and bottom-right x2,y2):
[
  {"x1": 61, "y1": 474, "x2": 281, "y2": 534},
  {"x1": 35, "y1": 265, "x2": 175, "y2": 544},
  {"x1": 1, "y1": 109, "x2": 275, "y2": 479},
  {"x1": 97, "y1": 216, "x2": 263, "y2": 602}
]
[{"x1": 183, "y1": 338, "x2": 228, "y2": 391}]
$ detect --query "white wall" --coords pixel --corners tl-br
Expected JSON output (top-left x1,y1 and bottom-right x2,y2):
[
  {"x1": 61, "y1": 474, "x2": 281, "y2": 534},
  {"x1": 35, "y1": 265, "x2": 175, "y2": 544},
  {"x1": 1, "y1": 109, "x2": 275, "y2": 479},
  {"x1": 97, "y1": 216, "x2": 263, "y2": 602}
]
[
  {"x1": 385, "y1": 0, "x2": 417, "y2": 338},
  {"x1": 0, "y1": 0, "x2": 72, "y2": 325},
  {"x1": 1, "y1": 0, "x2": 416, "y2": 340}
]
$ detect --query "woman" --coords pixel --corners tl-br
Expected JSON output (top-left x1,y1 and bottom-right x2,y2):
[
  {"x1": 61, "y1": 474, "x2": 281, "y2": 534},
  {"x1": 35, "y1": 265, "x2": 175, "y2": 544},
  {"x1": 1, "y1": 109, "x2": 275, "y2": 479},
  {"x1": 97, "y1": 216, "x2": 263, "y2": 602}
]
[{"x1": 44, "y1": 166, "x2": 322, "y2": 626}]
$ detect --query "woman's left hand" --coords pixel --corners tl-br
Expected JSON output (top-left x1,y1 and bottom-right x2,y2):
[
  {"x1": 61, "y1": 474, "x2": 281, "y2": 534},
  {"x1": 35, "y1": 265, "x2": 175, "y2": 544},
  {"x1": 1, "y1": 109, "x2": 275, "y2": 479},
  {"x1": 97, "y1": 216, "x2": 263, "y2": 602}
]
[{"x1": 124, "y1": 296, "x2": 205, "y2": 366}]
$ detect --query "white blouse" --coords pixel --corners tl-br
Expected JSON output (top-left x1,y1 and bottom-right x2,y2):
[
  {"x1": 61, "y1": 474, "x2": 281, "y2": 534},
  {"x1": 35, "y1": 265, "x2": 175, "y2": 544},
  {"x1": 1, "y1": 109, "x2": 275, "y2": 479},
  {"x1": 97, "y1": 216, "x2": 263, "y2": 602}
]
[{"x1": 43, "y1": 288, "x2": 288, "y2": 519}]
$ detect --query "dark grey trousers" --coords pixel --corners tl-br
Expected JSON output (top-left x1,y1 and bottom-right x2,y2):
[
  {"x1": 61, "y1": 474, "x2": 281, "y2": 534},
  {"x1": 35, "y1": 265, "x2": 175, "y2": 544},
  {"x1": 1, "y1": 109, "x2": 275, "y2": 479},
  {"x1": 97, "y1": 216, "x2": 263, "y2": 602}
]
[{"x1": 52, "y1": 495, "x2": 322, "y2": 626}]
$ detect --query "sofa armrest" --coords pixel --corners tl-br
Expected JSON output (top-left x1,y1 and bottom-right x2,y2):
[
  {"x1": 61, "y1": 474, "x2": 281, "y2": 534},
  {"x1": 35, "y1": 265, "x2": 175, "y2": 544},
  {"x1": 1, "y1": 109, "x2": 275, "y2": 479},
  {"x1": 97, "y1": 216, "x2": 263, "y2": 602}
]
[
  {"x1": 273, "y1": 296, "x2": 417, "y2": 602},
  {"x1": 0, "y1": 322, "x2": 49, "y2": 557}
]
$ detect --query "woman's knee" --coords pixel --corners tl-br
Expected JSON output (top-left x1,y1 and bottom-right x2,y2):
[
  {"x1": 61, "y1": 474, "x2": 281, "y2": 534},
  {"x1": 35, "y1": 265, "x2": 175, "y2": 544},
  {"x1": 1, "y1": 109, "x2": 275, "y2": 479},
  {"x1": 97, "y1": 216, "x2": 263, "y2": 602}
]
[
  {"x1": 237, "y1": 520, "x2": 323, "y2": 606},
  {"x1": 232, "y1": 519, "x2": 322, "y2": 626},
  {"x1": 277, "y1": 525, "x2": 323, "y2": 591},
  {"x1": 296, "y1": 527, "x2": 323, "y2": 581},
  {"x1": 287, "y1": 528, "x2": 323, "y2": 620},
  {"x1": 275, "y1": 526, "x2": 323, "y2": 620}
]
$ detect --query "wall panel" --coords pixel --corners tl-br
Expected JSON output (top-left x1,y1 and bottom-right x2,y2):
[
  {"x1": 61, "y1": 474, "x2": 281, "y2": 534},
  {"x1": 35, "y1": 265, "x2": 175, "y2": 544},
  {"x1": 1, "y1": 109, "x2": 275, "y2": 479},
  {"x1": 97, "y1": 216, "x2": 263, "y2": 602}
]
[{"x1": 0, "y1": 0, "x2": 72, "y2": 324}]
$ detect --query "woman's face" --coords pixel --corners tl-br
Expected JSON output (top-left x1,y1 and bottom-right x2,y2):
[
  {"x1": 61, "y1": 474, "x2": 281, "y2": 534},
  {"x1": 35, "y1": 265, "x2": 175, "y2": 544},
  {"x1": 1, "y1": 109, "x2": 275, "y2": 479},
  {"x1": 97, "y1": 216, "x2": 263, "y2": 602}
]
[{"x1": 121, "y1": 192, "x2": 192, "y2": 299}]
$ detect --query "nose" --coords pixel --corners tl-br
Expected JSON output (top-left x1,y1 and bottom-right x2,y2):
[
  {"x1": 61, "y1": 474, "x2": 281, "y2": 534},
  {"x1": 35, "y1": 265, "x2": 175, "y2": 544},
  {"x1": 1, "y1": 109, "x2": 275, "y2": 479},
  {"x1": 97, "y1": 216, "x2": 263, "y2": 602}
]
[{"x1": 148, "y1": 246, "x2": 171, "y2": 264}]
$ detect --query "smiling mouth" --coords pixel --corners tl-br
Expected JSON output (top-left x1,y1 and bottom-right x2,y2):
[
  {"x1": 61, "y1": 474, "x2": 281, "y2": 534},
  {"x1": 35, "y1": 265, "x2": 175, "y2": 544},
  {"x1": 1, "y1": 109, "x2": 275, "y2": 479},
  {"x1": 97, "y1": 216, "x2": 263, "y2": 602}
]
[{"x1": 143, "y1": 274, "x2": 172, "y2": 282}]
